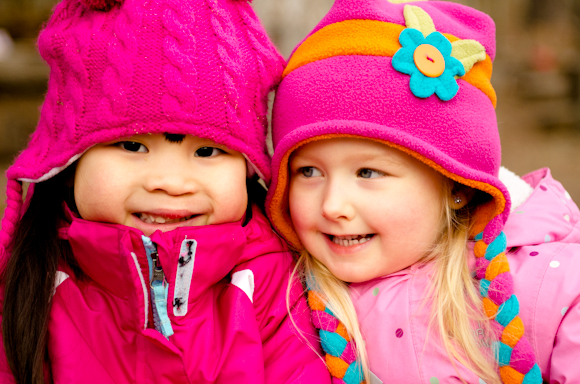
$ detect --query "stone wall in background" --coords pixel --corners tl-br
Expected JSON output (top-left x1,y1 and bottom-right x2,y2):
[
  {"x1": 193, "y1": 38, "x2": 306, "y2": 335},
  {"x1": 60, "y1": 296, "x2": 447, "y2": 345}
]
[{"x1": 1, "y1": 0, "x2": 580, "y2": 218}]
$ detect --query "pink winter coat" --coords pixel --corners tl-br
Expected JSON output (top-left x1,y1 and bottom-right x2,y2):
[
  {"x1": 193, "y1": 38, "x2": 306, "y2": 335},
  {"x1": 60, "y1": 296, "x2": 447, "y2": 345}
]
[
  {"x1": 352, "y1": 168, "x2": 580, "y2": 383},
  {"x1": 0, "y1": 206, "x2": 331, "y2": 383}
]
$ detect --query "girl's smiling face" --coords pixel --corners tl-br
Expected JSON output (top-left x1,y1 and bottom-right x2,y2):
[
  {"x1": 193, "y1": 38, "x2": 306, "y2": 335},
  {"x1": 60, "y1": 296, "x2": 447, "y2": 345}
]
[
  {"x1": 74, "y1": 133, "x2": 247, "y2": 236},
  {"x1": 288, "y1": 138, "x2": 445, "y2": 283}
]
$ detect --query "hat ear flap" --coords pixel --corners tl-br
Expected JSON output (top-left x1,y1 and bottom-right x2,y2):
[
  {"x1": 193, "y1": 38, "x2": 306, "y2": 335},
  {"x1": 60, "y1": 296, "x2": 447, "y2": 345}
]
[{"x1": 0, "y1": 179, "x2": 23, "y2": 274}]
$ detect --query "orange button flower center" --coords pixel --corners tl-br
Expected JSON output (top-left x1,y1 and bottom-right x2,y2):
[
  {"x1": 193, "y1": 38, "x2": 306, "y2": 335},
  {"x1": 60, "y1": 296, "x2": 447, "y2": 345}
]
[{"x1": 413, "y1": 44, "x2": 445, "y2": 78}]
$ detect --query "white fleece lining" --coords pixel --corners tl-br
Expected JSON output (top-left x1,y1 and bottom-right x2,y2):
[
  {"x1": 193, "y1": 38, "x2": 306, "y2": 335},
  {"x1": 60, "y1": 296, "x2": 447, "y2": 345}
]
[
  {"x1": 19, "y1": 153, "x2": 84, "y2": 183},
  {"x1": 130, "y1": 252, "x2": 148, "y2": 330},
  {"x1": 52, "y1": 271, "x2": 70, "y2": 297},
  {"x1": 498, "y1": 166, "x2": 534, "y2": 212},
  {"x1": 231, "y1": 269, "x2": 255, "y2": 303},
  {"x1": 173, "y1": 239, "x2": 197, "y2": 317}
]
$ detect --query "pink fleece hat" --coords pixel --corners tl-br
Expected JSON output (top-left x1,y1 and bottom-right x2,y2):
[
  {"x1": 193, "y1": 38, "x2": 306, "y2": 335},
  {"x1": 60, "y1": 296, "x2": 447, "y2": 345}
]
[
  {"x1": 266, "y1": 1, "x2": 542, "y2": 382},
  {"x1": 267, "y1": 0, "x2": 503, "y2": 248},
  {"x1": 0, "y1": 0, "x2": 284, "y2": 262}
]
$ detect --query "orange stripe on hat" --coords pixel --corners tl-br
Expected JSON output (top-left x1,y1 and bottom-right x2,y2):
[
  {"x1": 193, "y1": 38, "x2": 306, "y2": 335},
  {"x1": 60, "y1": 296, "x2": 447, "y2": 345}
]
[{"x1": 283, "y1": 19, "x2": 497, "y2": 108}]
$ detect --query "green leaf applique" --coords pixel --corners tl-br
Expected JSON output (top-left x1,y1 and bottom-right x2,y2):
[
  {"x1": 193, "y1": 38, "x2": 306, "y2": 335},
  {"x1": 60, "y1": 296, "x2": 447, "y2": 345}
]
[
  {"x1": 450, "y1": 39, "x2": 487, "y2": 74},
  {"x1": 403, "y1": 5, "x2": 436, "y2": 37}
]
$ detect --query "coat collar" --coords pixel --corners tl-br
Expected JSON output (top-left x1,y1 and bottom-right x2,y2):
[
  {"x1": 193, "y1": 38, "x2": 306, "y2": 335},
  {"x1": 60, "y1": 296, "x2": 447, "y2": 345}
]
[{"x1": 57, "y1": 205, "x2": 283, "y2": 302}]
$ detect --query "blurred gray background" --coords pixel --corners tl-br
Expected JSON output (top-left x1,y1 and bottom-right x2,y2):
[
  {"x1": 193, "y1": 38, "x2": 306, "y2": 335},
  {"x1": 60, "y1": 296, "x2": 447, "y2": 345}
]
[{"x1": 1, "y1": 0, "x2": 580, "y2": 219}]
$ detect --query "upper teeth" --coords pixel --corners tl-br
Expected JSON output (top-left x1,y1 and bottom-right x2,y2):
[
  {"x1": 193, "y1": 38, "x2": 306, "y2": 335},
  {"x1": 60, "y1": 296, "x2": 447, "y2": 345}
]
[
  {"x1": 138, "y1": 213, "x2": 192, "y2": 224},
  {"x1": 331, "y1": 235, "x2": 372, "y2": 247}
]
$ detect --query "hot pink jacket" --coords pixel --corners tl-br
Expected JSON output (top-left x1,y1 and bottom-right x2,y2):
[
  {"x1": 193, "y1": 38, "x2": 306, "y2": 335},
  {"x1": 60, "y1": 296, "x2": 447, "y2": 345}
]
[
  {"x1": 352, "y1": 168, "x2": 580, "y2": 383},
  {"x1": 0, "y1": 206, "x2": 331, "y2": 383}
]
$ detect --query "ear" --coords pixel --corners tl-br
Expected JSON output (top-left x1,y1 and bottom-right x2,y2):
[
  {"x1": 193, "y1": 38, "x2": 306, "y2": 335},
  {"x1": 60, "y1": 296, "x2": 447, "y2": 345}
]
[{"x1": 449, "y1": 183, "x2": 476, "y2": 210}]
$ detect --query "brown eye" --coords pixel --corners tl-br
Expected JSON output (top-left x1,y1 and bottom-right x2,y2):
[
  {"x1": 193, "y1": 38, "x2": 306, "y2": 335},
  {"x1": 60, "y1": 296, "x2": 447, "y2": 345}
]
[
  {"x1": 115, "y1": 141, "x2": 148, "y2": 153},
  {"x1": 195, "y1": 147, "x2": 224, "y2": 157}
]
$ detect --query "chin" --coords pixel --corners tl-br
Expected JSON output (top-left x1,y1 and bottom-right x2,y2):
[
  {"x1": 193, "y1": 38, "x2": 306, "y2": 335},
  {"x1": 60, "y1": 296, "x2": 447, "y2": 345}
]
[{"x1": 329, "y1": 268, "x2": 369, "y2": 284}]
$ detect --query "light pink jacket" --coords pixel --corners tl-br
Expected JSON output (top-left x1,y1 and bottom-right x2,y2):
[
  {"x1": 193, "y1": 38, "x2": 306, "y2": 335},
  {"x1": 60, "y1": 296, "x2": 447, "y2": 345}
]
[
  {"x1": 352, "y1": 168, "x2": 580, "y2": 383},
  {"x1": 0, "y1": 206, "x2": 331, "y2": 383}
]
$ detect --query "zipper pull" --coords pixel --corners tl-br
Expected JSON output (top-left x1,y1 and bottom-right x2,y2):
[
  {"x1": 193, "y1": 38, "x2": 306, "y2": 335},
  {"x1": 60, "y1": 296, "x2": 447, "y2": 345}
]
[
  {"x1": 151, "y1": 252, "x2": 165, "y2": 285},
  {"x1": 141, "y1": 236, "x2": 174, "y2": 339}
]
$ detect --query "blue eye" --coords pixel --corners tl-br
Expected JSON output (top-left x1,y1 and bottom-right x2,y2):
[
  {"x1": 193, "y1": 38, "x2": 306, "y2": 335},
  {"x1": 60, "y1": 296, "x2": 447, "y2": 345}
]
[
  {"x1": 115, "y1": 141, "x2": 148, "y2": 153},
  {"x1": 358, "y1": 168, "x2": 383, "y2": 179},
  {"x1": 301, "y1": 167, "x2": 322, "y2": 177},
  {"x1": 195, "y1": 147, "x2": 224, "y2": 157}
]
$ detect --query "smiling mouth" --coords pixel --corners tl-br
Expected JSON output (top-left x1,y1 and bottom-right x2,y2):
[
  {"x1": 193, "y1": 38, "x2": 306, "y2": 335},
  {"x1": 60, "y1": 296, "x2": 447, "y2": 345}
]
[
  {"x1": 328, "y1": 234, "x2": 375, "y2": 247},
  {"x1": 135, "y1": 213, "x2": 198, "y2": 224}
]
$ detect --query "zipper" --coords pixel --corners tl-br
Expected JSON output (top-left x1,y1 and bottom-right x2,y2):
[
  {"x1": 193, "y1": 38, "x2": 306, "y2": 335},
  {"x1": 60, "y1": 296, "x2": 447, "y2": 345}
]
[{"x1": 142, "y1": 236, "x2": 174, "y2": 339}]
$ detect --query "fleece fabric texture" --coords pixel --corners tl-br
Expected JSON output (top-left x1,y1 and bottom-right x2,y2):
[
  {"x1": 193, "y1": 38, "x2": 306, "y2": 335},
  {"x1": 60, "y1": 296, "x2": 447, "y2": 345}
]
[
  {"x1": 0, "y1": 206, "x2": 331, "y2": 383},
  {"x1": 266, "y1": 0, "x2": 506, "y2": 251},
  {"x1": 351, "y1": 169, "x2": 580, "y2": 383}
]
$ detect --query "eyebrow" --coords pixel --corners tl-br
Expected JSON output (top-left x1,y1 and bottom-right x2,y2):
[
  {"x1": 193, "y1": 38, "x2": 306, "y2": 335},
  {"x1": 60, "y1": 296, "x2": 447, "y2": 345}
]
[{"x1": 164, "y1": 133, "x2": 185, "y2": 143}]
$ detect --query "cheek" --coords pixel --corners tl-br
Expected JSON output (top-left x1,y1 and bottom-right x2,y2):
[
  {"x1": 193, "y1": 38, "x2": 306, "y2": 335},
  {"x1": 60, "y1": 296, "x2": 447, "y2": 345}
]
[
  {"x1": 212, "y1": 162, "x2": 248, "y2": 219},
  {"x1": 74, "y1": 154, "x2": 126, "y2": 220},
  {"x1": 288, "y1": 186, "x2": 317, "y2": 238}
]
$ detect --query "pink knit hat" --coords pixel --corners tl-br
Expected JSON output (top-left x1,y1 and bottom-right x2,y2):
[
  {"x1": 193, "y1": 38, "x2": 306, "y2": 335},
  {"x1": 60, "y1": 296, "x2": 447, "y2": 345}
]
[
  {"x1": 266, "y1": 0, "x2": 541, "y2": 383},
  {"x1": 0, "y1": 0, "x2": 284, "y2": 262}
]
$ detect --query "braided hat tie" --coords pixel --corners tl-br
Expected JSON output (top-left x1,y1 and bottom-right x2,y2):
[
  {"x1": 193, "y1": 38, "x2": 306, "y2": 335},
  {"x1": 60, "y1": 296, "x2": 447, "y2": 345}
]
[
  {"x1": 307, "y1": 290, "x2": 364, "y2": 384},
  {"x1": 475, "y1": 231, "x2": 542, "y2": 383}
]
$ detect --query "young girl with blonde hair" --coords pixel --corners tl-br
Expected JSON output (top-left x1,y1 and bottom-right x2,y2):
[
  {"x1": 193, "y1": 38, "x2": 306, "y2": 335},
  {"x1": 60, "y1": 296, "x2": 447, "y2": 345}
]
[{"x1": 266, "y1": 0, "x2": 580, "y2": 383}]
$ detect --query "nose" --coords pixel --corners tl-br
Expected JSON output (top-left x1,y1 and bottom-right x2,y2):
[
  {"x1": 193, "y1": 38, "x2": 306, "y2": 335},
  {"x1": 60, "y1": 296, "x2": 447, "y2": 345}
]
[
  {"x1": 321, "y1": 180, "x2": 355, "y2": 222},
  {"x1": 143, "y1": 155, "x2": 199, "y2": 196}
]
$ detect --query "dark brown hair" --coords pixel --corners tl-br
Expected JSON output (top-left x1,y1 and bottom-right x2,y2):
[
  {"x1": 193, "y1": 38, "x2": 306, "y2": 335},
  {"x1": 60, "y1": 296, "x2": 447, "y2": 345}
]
[
  {"x1": 1, "y1": 168, "x2": 80, "y2": 384},
  {"x1": 1, "y1": 150, "x2": 266, "y2": 383}
]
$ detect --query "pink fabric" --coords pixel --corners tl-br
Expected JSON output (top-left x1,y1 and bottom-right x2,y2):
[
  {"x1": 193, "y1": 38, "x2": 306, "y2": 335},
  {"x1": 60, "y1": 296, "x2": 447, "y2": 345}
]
[
  {"x1": 350, "y1": 169, "x2": 580, "y2": 383},
  {"x1": 0, "y1": 0, "x2": 285, "y2": 284},
  {"x1": 271, "y1": 54, "x2": 501, "y2": 181},
  {"x1": 6, "y1": 0, "x2": 284, "y2": 184},
  {"x1": 0, "y1": 206, "x2": 330, "y2": 383},
  {"x1": 294, "y1": 0, "x2": 495, "y2": 60},
  {"x1": 266, "y1": 1, "x2": 512, "y2": 243}
]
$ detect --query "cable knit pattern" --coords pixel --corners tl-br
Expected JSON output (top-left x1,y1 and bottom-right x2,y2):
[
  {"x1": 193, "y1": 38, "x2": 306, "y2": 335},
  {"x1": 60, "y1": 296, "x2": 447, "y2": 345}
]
[
  {"x1": 238, "y1": 2, "x2": 285, "y2": 153},
  {"x1": 206, "y1": 0, "x2": 243, "y2": 127},
  {"x1": 1, "y1": 0, "x2": 283, "y2": 270},
  {"x1": 162, "y1": 0, "x2": 198, "y2": 118},
  {"x1": 5, "y1": 0, "x2": 281, "y2": 183},
  {"x1": 97, "y1": 3, "x2": 138, "y2": 125}
]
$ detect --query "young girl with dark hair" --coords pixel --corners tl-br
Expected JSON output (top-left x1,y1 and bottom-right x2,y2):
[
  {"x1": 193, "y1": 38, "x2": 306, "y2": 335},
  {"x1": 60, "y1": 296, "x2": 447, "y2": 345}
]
[{"x1": 0, "y1": 0, "x2": 331, "y2": 382}]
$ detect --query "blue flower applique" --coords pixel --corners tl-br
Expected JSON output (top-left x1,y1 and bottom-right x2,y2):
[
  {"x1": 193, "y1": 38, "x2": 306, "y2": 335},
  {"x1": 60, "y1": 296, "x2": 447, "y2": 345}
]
[{"x1": 392, "y1": 28, "x2": 465, "y2": 101}]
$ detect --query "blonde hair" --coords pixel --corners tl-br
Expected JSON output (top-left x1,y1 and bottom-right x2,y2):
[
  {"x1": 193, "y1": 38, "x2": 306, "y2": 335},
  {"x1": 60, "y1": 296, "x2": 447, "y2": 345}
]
[{"x1": 288, "y1": 179, "x2": 502, "y2": 384}]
